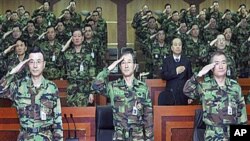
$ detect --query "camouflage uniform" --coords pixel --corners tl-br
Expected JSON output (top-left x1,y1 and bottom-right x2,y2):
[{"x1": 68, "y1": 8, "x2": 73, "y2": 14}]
[
  {"x1": 38, "y1": 40, "x2": 63, "y2": 80},
  {"x1": 70, "y1": 12, "x2": 82, "y2": 28},
  {"x1": 233, "y1": 26, "x2": 250, "y2": 47},
  {"x1": 83, "y1": 38, "x2": 103, "y2": 72},
  {"x1": 92, "y1": 68, "x2": 154, "y2": 141},
  {"x1": 183, "y1": 75, "x2": 248, "y2": 140},
  {"x1": 0, "y1": 73, "x2": 63, "y2": 141},
  {"x1": 5, "y1": 53, "x2": 29, "y2": 80},
  {"x1": 239, "y1": 41, "x2": 250, "y2": 77},
  {"x1": 150, "y1": 42, "x2": 170, "y2": 78},
  {"x1": 184, "y1": 37, "x2": 209, "y2": 72},
  {"x1": 59, "y1": 46, "x2": 95, "y2": 106}
]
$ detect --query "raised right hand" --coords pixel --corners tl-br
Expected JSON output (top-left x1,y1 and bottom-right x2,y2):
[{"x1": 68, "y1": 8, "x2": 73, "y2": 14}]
[
  {"x1": 4, "y1": 44, "x2": 16, "y2": 55},
  {"x1": 197, "y1": 62, "x2": 216, "y2": 77},
  {"x1": 10, "y1": 58, "x2": 31, "y2": 75},
  {"x1": 107, "y1": 56, "x2": 124, "y2": 71}
]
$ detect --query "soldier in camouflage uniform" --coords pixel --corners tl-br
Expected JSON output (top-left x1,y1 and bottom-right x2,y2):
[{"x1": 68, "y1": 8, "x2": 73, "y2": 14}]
[
  {"x1": 58, "y1": 28, "x2": 95, "y2": 107},
  {"x1": 156, "y1": 3, "x2": 172, "y2": 25},
  {"x1": 0, "y1": 47, "x2": 63, "y2": 141},
  {"x1": 68, "y1": 0, "x2": 82, "y2": 28},
  {"x1": 22, "y1": 20, "x2": 39, "y2": 53},
  {"x1": 183, "y1": 51, "x2": 247, "y2": 141},
  {"x1": 1, "y1": 11, "x2": 21, "y2": 33},
  {"x1": 150, "y1": 29, "x2": 170, "y2": 78},
  {"x1": 92, "y1": 51, "x2": 154, "y2": 141},
  {"x1": 37, "y1": 26, "x2": 63, "y2": 80},
  {"x1": 184, "y1": 24, "x2": 209, "y2": 72},
  {"x1": 32, "y1": 1, "x2": 56, "y2": 26},
  {"x1": 1, "y1": 25, "x2": 22, "y2": 55},
  {"x1": 83, "y1": 24, "x2": 103, "y2": 72},
  {"x1": 55, "y1": 21, "x2": 71, "y2": 45},
  {"x1": 210, "y1": 34, "x2": 237, "y2": 79},
  {"x1": 239, "y1": 37, "x2": 250, "y2": 78},
  {"x1": 0, "y1": 38, "x2": 29, "y2": 80},
  {"x1": 202, "y1": 17, "x2": 220, "y2": 44}
]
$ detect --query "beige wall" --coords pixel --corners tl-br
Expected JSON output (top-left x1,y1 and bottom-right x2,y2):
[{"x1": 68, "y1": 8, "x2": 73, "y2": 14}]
[{"x1": 1, "y1": 0, "x2": 249, "y2": 48}]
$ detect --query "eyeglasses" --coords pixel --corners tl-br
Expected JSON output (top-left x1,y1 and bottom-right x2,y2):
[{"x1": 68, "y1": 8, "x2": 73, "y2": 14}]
[
  {"x1": 121, "y1": 61, "x2": 133, "y2": 65},
  {"x1": 29, "y1": 60, "x2": 44, "y2": 65}
]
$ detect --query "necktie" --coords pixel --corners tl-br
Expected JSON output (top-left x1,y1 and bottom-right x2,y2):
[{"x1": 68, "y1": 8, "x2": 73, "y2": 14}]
[{"x1": 175, "y1": 58, "x2": 179, "y2": 62}]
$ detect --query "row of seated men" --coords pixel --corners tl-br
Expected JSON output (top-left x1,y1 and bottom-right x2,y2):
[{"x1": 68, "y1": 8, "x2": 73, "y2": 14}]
[
  {"x1": 131, "y1": 1, "x2": 250, "y2": 78},
  {"x1": 0, "y1": 1, "x2": 108, "y2": 76}
]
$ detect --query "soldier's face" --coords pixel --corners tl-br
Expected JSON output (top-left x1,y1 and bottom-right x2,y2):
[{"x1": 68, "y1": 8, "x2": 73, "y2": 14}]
[
  {"x1": 224, "y1": 28, "x2": 232, "y2": 41},
  {"x1": 15, "y1": 40, "x2": 27, "y2": 56},
  {"x1": 72, "y1": 30, "x2": 84, "y2": 46},
  {"x1": 43, "y1": 2, "x2": 50, "y2": 11},
  {"x1": 165, "y1": 6, "x2": 171, "y2": 14},
  {"x1": 27, "y1": 23, "x2": 35, "y2": 33},
  {"x1": 57, "y1": 22, "x2": 64, "y2": 32},
  {"x1": 28, "y1": 53, "x2": 46, "y2": 78},
  {"x1": 84, "y1": 27, "x2": 93, "y2": 39},
  {"x1": 157, "y1": 30, "x2": 165, "y2": 41},
  {"x1": 191, "y1": 25, "x2": 199, "y2": 37},
  {"x1": 12, "y1": 27, "x2": 22, "y2": 39},
  {"x1": 119, "y1": 54, "x2": 136, "y2": 77},
  {"x1": 171, "y1": 38, "x2": 182, "y2": 55},
  {"x1": 216, "y1": 35, "x2": 226, "y2": 49},
  {"x1": 47, "y1": 27, "x2": 56, "y2": 41},
  {"x1": 211, "y1": 55, "x2": 227, "y2": 77}
]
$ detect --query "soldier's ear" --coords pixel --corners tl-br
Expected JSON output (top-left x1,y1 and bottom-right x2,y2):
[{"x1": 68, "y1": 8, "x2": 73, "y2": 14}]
[
  {"x1": 133, "y1": 63, "x2": 137, "y2": 71},
  {"x1": 43, "y1": 61, "x2": 46, "y2": 68}
]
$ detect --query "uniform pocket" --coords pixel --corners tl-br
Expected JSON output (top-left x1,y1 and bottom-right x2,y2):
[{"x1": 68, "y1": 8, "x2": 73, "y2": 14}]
[{"x1": 114, "y1": 96, "x2": 125, "y2": 113}]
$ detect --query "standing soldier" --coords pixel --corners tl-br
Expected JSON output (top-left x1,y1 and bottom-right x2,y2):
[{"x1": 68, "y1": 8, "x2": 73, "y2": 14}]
[
  {"x1": 0, "y1": 47, "x2": 63, "y2": 141},
  {"x1": 150, "y1": 29, "x2": 170, "y2": 78},
  {"x1": 83, "y1": 24, "x2": 103, "y2": 72},
  {"x1": 38, "y1": 26, "x2": 63, "y2": 80},
  {"x1": 183, "y1": 51, "x2": 247, "y2": 141},
  {"x1": 92, "y1": 51, "x2": 154, "y2": 141},
  {"x1": 210, "y1": 34, "x2": 237, "y2": 79},
  {"x1": 59, "y1": 28, "x2": 95, "y2": 106},
  {"x1": 0, "y1": 38, "x2": 29, "y2": 80}
]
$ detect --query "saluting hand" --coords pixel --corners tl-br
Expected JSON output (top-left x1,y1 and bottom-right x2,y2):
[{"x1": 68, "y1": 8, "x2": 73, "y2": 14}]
[
  {"x1": 61, "y1": 37, "x2": 72, "y2": 52},
  {"x1": 10, "y1": 58, "x2": 31, "y2": 75},
  {"x1": 108, "y1": 56, "x2": 124, "y2": 72},
  {"x1": 197, "y1": 62, "x2": 216, "y2": 77},
  {"x1": 4, "y1": 44, "x2": 17, "y2": 55}
]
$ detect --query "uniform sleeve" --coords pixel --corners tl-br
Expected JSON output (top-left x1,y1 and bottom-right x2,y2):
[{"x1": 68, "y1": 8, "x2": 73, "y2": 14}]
[
  {"x1": 236, "y1": 86, "x2": 248, "y2": 125},
  {"x1": 183, "y1": 74, "x2": 202, "y2": 99},
  {"x1": 91, "y1": 68, "x2": 110, "y2": 98},
  {"x1": 143, "y1": 87, "x2": 154, "y2": 141},
  {"x1": 0, "y1": 72, "x2": 15, "y2": 100},
  {"x1": 53, "y1": 90, "x2": 63, "y2": 141}
]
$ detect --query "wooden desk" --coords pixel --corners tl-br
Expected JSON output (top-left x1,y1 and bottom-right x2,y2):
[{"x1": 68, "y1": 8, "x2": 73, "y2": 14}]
[
  {"x1": 0, "y1": 107, "x2": 96, "y2": 141},
  {"x1": 1, "y1": 105, "x2": 250, "y2": 141},
  {"x1": 154, "y1": 105, "x2": 250, "y2": 141},
  {"x1": 146, "y1": 78, "x2": 250, "y2": 105}
]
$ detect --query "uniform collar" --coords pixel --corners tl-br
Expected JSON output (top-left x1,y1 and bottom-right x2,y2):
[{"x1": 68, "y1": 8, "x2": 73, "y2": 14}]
[{"x1": 27, "y1": 76, "x2": 46, "y2": 88}]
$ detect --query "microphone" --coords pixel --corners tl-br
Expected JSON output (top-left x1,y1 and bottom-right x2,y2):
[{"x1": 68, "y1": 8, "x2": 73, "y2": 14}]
[
  {"x1": 64, "y1": 114, "x2": 71, "y2": 139},
  {"x1": 68, "y1": 114, "x2": 79, "y2": 141}
]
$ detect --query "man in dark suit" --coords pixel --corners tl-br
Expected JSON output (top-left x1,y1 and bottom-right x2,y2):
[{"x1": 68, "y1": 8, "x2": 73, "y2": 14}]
[{"x1": 160, "y1": 37, "x2": 193, "y2": 105}]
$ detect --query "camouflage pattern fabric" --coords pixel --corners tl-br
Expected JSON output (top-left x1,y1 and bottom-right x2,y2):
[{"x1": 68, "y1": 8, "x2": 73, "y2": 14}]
[
  {"x1": 59, "y1": 46, "x2": 95, "y2": 106},
  {"x1": 92, "y1": 68, "x2": 154, "y2": 141},
  {"x1": 0, "y1": 74, "x2": 63, "y2": 141},
  {"x1": 183, "y1": 75, "x2": 248, "y2": 140}
]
